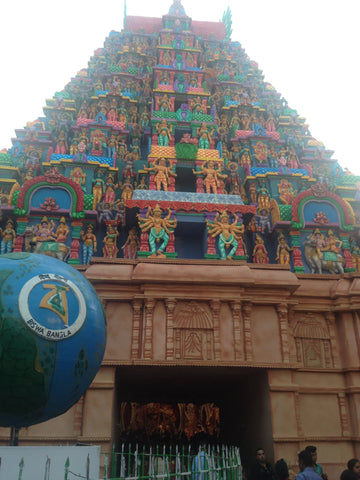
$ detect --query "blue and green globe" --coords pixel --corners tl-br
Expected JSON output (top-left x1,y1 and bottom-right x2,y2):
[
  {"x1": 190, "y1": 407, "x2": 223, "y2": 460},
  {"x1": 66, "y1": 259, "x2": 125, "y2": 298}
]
[{"x1": 0, "y1": 253, "x2": 106, "y2": 427}]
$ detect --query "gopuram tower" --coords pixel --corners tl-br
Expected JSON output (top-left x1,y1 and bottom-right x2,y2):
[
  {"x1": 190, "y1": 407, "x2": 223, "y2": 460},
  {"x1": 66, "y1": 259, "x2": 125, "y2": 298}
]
[{"x1": 1, "y1": 1, "x2": 360, "y2": 477}]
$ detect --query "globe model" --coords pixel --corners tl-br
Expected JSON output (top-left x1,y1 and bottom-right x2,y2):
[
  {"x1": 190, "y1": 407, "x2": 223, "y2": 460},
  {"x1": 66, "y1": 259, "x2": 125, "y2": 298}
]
[{"x1": 0, "y1": 253, "x2": 106, "y2": 428}]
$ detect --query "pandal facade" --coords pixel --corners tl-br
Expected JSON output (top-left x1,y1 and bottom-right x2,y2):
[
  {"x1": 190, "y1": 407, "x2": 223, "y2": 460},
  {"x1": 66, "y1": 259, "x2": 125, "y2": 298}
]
[{"x1": 0, "y1": 0, "x2": 360, "y2": 476}]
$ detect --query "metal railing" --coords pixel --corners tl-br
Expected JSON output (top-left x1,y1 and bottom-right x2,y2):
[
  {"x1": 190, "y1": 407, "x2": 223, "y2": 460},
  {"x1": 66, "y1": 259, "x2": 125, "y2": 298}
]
[
  {"x1": 105, "y1": 444, "x2": 242, "y2": 480},
  {"x1": 0, "y1": 444, "x2": 241, "y2": 480}
]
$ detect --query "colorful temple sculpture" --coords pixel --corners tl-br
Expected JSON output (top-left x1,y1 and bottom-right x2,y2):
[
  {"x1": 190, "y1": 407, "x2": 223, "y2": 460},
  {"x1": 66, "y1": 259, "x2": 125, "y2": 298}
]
[
  {"x1": 2, "y1": 1, "x2": 360, "y2": 269},
  {"x1": 1, "y1": 1, "x2": 360, "y2": 478}
]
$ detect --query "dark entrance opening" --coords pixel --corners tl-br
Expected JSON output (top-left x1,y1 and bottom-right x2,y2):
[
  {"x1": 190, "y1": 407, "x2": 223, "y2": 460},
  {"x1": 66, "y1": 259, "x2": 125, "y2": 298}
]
[{"x1": 114, "y1": 365, "x2": 274, "y2": 470}]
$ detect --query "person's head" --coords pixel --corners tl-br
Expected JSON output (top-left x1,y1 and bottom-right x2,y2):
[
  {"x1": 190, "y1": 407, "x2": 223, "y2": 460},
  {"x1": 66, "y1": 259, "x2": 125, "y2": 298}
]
[
  {"x1": 348, "y1": 459, "x2": 360, "y2": 476},
  {"x1": 341, "y1": 470, "x2": 358, "y2": 480},
  {"x1": 256, "y1": 448, "x2": 266, "y2": 464},
  {"x1": 274, "y1": 459, "x2": 289, "y2": 480},
  {"x1": 298, "y1": 450, "x2": 313, "y2": 472},
  {"x1": 305, "y1": 445, "x2": 317, "y2": 464}
]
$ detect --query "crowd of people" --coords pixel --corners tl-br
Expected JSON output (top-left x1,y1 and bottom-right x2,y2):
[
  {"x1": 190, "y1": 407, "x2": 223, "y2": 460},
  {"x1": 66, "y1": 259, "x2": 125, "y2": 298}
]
[{"x1": 247, "y1": 445, "x2": 360, "y2": 480}]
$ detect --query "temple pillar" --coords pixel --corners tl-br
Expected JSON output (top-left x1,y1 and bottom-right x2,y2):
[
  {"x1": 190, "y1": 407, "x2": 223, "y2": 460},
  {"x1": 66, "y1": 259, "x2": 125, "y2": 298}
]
[
  {"x1": 341, "y1": 234, "x2": 355, "y2": 272},
  {"x1": 230, "y1": 300, "x2": 243, "y2": 360},
  {"x1": 242, "y1": 301, "x2": 253, "y2": 361},
  {"x1": 290, "y1": 230, "x2": 304, "y2": 273},
  {"x1": 205, "y1": 212, "x2": 218, "y2": 259},
  {"x1": 325, "y1": 311, "x2": 340, "y2": 368},
  {"x1": 276, "y1": 303, "x2": 290, "y2": 363},
  {"x1": 338, "y1": 392, "x2": 351, "y2": 437},
  {"x1": 131, "y1": 299, "x2": 143, "y2": 360},
  {"x1": 165, "y1": 298, "x2": 177, "y2": 360},
  {"x1": 210, "y1": 300, "x2": 221, "y2": 361},
  {"x1": 143, "y1": 298, "x2": 156, "y2": 359}
]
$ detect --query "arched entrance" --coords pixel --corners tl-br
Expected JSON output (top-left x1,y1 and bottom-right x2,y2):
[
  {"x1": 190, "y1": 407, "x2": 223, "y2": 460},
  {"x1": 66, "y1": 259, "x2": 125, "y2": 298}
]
[{"x1": 114, "y1": 365, "x2": 274, "y2": 469}]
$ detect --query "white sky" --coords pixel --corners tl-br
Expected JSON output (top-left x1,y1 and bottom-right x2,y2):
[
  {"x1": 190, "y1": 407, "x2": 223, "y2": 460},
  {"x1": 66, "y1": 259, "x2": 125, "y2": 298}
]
[{"x1": 1, "y1": 0, "x2": 359, "y2": 174}]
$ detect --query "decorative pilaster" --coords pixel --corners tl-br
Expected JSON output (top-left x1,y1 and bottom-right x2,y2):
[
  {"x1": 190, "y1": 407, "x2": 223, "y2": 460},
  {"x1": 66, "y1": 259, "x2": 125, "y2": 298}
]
[
  {"x1": 340, "y1": 235, "x2": 355, "y2": 272},
  {"x1": 230, "y1": 301, "x2": 243, "y2": 361},
  {"x1": 276, "y1": 303, "x2": 291, "y2": 363},
  {"x1": 325, "y1": 311, "x2": 340, "y2": 368},
  {"x1": 210, "y1": 300, "x2": 221, "y2": 361},
  {"x1": 205, "y1": 212, "x2": 219, "y2": 259},
  {"x1": 294, "y1": 392, "x2": 304, "y2": 437},
  {"x1": 290, "y1": 230, "x2": 304, "y2": 273},
  {"x1": 131, "y1": 300, "x2": 143, "y2": 360},
  {"x1": 14, "y1": 217, "x2": 28, "y2": 252},
  {"x1": 165, "y1": 298, "x2": 177, "y2": 360},
  {"x1": 139, "y1": 209, "x2": 149, "y2": 252},
  {"x1": 338, "y1": 393, "x2": 350, "y2": 436},
  {"x1": 73, "y1": 396, "x2": 85, "y2": 437},
  {"x1": 143, "y1": 299, "x2": 155, "y2": 359},
  {"x1": 195, "y1": 161, "x2": 204, "y2": 193},
  {"x1": 68, "y1": 220, "x2": 82, "y2": 265},
  {"x1": 242, "y1": 301, "x2": 253, "y2": 361}
]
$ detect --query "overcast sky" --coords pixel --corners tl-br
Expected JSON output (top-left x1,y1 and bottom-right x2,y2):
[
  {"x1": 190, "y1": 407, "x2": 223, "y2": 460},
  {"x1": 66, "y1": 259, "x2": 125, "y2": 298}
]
[{"x1": 1, "y1": 0, "x2": 359, "y2": 174}]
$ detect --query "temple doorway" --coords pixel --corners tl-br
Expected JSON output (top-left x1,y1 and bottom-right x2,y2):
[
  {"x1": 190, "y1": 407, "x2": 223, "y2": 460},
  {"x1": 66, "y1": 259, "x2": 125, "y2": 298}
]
[{"x1": 114, "y1": 365, "x2": 274, "y2": 469}]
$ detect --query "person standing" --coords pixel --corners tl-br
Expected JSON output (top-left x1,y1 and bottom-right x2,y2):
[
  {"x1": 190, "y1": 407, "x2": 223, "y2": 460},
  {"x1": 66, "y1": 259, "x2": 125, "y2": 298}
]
[
  {"x1": 249, "y1": 448, "x2": 277, "y2": 480},
  {"x1": 341, "y1": 459, "x2": 360, "y2": 480},
  {"x1": 305, "y1": 446, "x2": 328, "y2": 480},
  {"x1": 296, "y1": 450, "x2": 322, "y2": 480}
]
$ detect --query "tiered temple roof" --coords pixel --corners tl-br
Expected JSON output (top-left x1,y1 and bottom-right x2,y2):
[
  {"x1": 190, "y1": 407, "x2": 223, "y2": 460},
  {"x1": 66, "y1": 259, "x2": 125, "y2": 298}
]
[{"x1": 1, "y1": 0, "x2": 360, "y2": 274}]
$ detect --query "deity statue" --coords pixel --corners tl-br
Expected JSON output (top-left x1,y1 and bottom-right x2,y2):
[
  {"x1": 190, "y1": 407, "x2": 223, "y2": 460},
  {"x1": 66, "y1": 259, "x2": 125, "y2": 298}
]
[
  {"x1": 287, "y1": 146, "x2": 299, "y2": 169},
  {"x1": 196, "y1": 123, "x2": 214, "y2": 149},
  {"x1": 81, "y1": 224, "x2": 97, "y2": 264},
  {"x1": 257, "y1": 182, "x2": 271, "y2": 210},
  {"x1": 278, "y1": 179, "x2": 297, "y2": 205},
  {"x1": 70, "y1": 167, "x2": 86, "y2": 190},
  {"x1": 225, "y1": 162, "x2": 242, "y2": 192},
  {"x1": 137, "y1": 204, "x2": 177, "y2": 258},
  {"x1": 33, "y1": 217, "x2": 56, "y2": 243},
  {"x1": 143, "y1": 157, "x2": 177, "y2": 191},
  {"x1": 55, "y1": 217, "x2": 69, "y2": 243},
  {"x1": 159, "y1": 94, "x2": 171, "y2": 112},
  {"x1": 104, "y1": 174, "x2": 118, "y2": 204},
  {"x1": 159, "y1": 72, "x2": 170, "y2": 85},
  {"x1": 106, "y1": 134, "x2": 118, "y2": 158},
  {"x1": 206, "y1": 211, "x2": 245, "y2": 260},
  {"x1": 255, "y1": 208, "x2": 271, "y2": 234},
  {"x1": 92, "y1": 175, "x2": 105, "y2": 209},
  {"x1": 253, "y1": 234, "x2": 269, "y2": 264},
  {"x1": 122, "y1": 226, "x2": 139, "y2": 259},
  {"x1": 161, "y1": 50, "x2": 172, "y2": 66},
  {"x1": 103, "y1": 224, "x2": 119, "y2": 259},
  {"x1": 0, "y1": 219, "x2": 16, "y2": 254},
  {"x1": 55, "y1": 131, "x2": 68, "y2": 154},
  {"x1": 192, "y1": 160, "x2": 227, "y2": 195},
  {"x1": 72, "y1": 140, "x2": 88, "y2": 163},
  {"x1": 323, "y1": 230, "x2": 343, "y2": 255},
  {"x1": 140, "y1": 106, "x2": 151, "y2": 129},
  {"x1": 119, "y1": 182, "x2": 134, "y2": 201},
  {"x1": 156, "y1": 120, "x2": 172, "y2": 146},
  {"x1": 276, "y1": 233, "x2": 292, "y2": 265},
  {"x1": 135, "y1": 176, "x2": 148, "y2": 190},
  {"x1": 306, "y1": 228, "x2": 326, "y2": 259}
]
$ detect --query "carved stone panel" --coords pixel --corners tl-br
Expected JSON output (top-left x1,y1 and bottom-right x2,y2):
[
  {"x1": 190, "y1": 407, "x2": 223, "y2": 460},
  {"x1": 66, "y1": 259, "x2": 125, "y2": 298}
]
[
  {"x1": 293, "y1": 313, "x2": 332, "y2": 368},
  {"x1": 173, "y1": 301, "x2": 214, "y2": 360}
]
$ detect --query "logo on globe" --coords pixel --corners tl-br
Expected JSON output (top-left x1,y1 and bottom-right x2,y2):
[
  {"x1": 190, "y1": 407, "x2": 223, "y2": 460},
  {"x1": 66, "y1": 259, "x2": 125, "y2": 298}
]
[{"x1": 19, "y1": 273, "x2": 86, "y2": 341}]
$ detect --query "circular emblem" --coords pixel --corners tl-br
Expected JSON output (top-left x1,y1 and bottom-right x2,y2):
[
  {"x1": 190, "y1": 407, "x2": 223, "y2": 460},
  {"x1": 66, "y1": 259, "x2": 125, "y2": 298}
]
[{"x1": 19, "y1": 273, "x2": 86, "y2": 341}]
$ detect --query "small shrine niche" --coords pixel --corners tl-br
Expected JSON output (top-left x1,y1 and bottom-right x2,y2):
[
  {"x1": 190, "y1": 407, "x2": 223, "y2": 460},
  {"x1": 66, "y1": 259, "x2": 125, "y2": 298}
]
[
  {"x1": 174, "y1": 301, "x2": 214, "y2": 360},
  {"x1": 294, "y1": 314, "x2": 333, "y2": 368}
]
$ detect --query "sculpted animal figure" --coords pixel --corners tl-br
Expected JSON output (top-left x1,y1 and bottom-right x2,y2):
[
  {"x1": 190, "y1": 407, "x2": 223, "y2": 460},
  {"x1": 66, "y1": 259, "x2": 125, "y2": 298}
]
[
  {"x1": 304, "y1": 236, "x2": 344, "y2": 274},
  {"x1": 23, "y1": 225, "x2": 70, "y2": 262}
]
